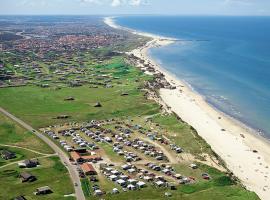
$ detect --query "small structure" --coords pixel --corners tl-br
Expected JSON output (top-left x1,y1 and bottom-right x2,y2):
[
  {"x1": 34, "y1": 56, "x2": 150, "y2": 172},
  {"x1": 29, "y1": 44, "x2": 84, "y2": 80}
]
[
  {"x1": 19, "y1": 172, "x2": 36, "y2": 182},
  {"x1": 18, "y1": 159, "x2": 39, "y2": 168},
  {"x1": 155, "y1": 180, "x2": 165, "y2": 187},
  {"x1": 116, "y1": 179, "x2": 126, "y2": 187},
  {"x1": 81, "y1": 163, "x2": 97, "y2": 176},
  {"x1": 14, "y1": 196, "x2": 27, "y2": 200},
  {"x1": 165, "y1": 192, "x2": 172, "y2": 197},
  {"x1": 70, "y1": 151, "x2": 84, "y2": 163},
  {"x1": 64, "y1": 97, "x2": 75, "y2": 101},
  {"x1": 94, "y1": 189, "x2": 103, "y2": 196},
  {"x1": 112, "y1": 188, "x2": 119, "y2": 194},
  {"x1": 94, "y1": 102, "x2": 102, "y2": 107},
  {"x1": 190, "y1": 163, "x2": 198, "y2": 169},
  {"x1": 1, "y1": 150, "x2": 16, "y2": 160},
  {"x1": 136, "y1": 181, "x2": 146, "y2": 188},
  {"x1": 35, "y1": 186, "x2": 52, "y2": 195},
  {"x1": 127, "y1": 184, "x2": 136, "y2": 190}
]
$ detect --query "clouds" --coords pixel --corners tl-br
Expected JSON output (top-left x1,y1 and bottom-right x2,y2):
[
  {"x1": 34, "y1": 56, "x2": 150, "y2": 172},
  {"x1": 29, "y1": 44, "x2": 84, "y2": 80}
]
[
  {"x1": 80, "y1": 0, "x2": 148, "y2": 7},
  {"x1": 222, "y1": 0, "x2": 253, "y2": 6}
]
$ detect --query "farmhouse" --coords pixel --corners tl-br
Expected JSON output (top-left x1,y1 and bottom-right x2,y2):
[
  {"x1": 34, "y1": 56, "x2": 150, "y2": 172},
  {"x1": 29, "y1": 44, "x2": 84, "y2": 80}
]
[
  {"x1": 1, "y1": 150, "x2": 16, "y2": 160},
  {"x1": 35, "y1": 186, "x2": 52, "y2": 195},
  {"x1": 18, "y1": 159, "x2": 39, "y2": 168},
  {"x1": 19, "y1": 172, "x2": 36, "y2": 182},
  {"x1": 81, "y1": 163, "x2": 97, "y2": 175}
]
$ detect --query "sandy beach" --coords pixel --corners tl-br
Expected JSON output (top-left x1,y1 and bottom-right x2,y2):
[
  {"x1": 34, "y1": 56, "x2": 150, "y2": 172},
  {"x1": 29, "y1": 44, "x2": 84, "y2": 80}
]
[{"x1": 104, "y1": 16, "x2": 270, "y2": 200}]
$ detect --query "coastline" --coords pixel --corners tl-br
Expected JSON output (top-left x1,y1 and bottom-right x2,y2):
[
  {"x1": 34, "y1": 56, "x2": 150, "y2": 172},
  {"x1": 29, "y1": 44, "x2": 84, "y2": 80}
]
[{"x1": 104, "y1": 16, "x2": 270, "y2": 200}]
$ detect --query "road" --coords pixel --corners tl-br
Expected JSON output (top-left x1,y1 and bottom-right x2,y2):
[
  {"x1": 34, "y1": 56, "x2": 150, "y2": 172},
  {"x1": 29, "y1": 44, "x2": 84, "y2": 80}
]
[{"x1": 0, "y1": 107, "x2": 85, "y2": 200}]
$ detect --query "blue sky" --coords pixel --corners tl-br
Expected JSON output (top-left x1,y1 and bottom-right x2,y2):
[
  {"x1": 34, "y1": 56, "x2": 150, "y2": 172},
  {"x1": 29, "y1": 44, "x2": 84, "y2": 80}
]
[{"x1": 0, "y1": 0, "x2": 269, "y2": 15}]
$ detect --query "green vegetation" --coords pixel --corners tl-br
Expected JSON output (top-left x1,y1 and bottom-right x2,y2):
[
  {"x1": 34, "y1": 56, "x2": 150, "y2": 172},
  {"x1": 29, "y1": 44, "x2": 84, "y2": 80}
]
[
  {"x1": 0, "y1": 56, "x2": 260, "y2": 200},
  {"x1": 0, "y1": 113, "x2": 53, "y2": 154},
  {"x1": 0, "y1": 156, "x2": 75, "y2": 200},
  {"x1": 81, "y1": 178, "x2": 91, "y2": 197},
  {"x1": 0, "y1": 58, "x2": 159, "y2": 128},
  {"x1": 0, "y1": 146, "x2": 39, "y2": 167}
]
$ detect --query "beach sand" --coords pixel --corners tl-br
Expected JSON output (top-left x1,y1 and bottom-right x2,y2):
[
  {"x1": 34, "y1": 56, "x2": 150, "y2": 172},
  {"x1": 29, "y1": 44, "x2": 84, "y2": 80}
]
[{"x1": 104, "y1": 16, "x2": 270, "y2": 200}]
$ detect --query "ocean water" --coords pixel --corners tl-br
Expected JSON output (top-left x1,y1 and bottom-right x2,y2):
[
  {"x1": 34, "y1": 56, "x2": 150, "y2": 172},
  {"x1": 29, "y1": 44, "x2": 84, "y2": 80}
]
[{"x1": 116, "y1": 16, "x2": 270, "y2": 138}]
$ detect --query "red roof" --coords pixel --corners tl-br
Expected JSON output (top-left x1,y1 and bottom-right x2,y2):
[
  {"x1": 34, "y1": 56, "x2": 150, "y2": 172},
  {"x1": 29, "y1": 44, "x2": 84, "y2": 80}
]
[
  {"x1": 70, "y1": 151, "x2": 81, "y2": 161},
  {"x1": 81, "y1": 163, "x2": 96, "y2": 173}
]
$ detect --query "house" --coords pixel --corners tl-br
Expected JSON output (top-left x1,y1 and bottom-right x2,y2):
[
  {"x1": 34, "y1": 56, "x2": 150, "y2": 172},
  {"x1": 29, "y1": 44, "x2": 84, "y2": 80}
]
[
  {"x1": 81, "y1": 163, "x2": 97, "y2": 175},
  {"x1": 70, "y1": 151, "x2": 84, "y2": 163},
  {"x1": 18, "y1": 159, "x2": 39, "y2": 168},
  {"x1": 14, "y1": 196, "x2": 27, "y2": 200},
  {"x1": 81, "y1": 155, "x2": 102, "y2": 162},
  {"x1": 1, "y1": 150, "x2": 16, "y2": 160},
  {"x1": 35, "y1": 186, "x2": 52, "y2": 195},
  {"x1": 19, "y1": 172, "x2": 36, "y2": 182}
]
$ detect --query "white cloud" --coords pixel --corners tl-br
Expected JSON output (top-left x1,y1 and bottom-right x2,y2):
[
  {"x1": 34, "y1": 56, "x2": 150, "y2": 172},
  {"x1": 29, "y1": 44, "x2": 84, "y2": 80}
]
[
  {"x1": 79, "y1": 0, "x2": 148, "y2": 7},
  {"x1": 222, "y1": 0, "x2": 253, "y2": 6},
  {"x1": 111, "y1": 0, "x2": 122, "y2": 7}
]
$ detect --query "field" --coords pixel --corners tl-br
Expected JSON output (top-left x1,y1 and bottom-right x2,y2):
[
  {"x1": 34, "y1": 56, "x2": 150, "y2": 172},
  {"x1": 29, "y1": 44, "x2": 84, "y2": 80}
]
[
  {"x1": 0, "y1": 113, "x2": 53, "y2": 154},
  {"x1": 0, "y1": 112, "x2": 75, "y2": 199},
  {"x1": 0, "y1": 156, "x2": 75, "y2": 200},
  {"x1": 0, "y1": 58, "x2": 159, "y2": 128}
]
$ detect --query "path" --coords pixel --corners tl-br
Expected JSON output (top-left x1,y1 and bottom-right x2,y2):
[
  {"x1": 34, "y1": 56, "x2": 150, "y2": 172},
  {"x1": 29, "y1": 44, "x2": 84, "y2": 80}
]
[
  {"x1": 142, "y1": 137, "x2": 178, "y2": 164},
  {"x1": 0, "y1": 144, "x2": 52, "y2": 156},
  {"x1": 0, "y1": 154, "x2": 56, "y2": 169}
]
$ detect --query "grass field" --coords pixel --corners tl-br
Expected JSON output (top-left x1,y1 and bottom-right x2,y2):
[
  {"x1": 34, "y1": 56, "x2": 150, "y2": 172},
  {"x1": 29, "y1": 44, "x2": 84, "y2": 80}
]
[
  {"x1": 0, "y1": 156, "x2": 75, "y2": 200},
  {"x1": 0, "y1": 59, "x2": 159, "y2": 128},
  {"x1": 0, "y1": 113, "x2": 53, "y2": 154}
]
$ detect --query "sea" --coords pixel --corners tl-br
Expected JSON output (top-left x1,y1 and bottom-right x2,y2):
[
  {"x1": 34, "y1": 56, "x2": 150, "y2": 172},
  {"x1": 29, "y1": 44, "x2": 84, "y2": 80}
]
[{"x1": 115, "y1": 16, "x2": 270, "y2": 139}]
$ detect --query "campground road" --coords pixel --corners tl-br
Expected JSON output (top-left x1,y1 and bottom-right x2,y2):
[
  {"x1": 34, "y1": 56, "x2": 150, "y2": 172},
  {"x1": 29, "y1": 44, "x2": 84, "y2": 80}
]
[{"x1": 0, "y1": 107, "x2": 85, "y2": 200}]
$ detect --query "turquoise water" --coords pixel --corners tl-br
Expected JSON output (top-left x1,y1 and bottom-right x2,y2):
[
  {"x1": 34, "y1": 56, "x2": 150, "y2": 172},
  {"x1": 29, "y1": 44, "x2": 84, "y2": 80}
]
[{"x1": 116, "y1": 16, "x2": 270, "y2": 138}]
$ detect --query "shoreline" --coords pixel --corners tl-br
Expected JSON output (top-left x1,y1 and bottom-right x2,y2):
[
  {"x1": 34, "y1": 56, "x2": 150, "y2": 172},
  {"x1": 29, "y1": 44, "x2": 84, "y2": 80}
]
[{"x1": 104, "y1": 16, "x2": 270, "y2": 200}]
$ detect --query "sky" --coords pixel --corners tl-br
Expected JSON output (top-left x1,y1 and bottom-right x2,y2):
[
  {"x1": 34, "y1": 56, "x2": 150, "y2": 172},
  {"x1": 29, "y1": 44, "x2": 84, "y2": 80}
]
[{"x1": 0, "y1": 0, "x2": 269, "y2": 15}]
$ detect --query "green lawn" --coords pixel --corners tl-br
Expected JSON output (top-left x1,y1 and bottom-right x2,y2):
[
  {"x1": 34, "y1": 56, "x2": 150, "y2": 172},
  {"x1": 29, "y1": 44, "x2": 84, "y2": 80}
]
[{"x1": 0, "y1": 156, "x2": 75, "y2": 200}]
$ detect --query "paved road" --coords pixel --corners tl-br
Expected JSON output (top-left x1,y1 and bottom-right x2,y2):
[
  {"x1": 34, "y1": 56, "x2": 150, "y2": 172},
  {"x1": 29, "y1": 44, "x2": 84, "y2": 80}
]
[{"x1": 0, "y1": 107, "x2": 85, "y2": 200}]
